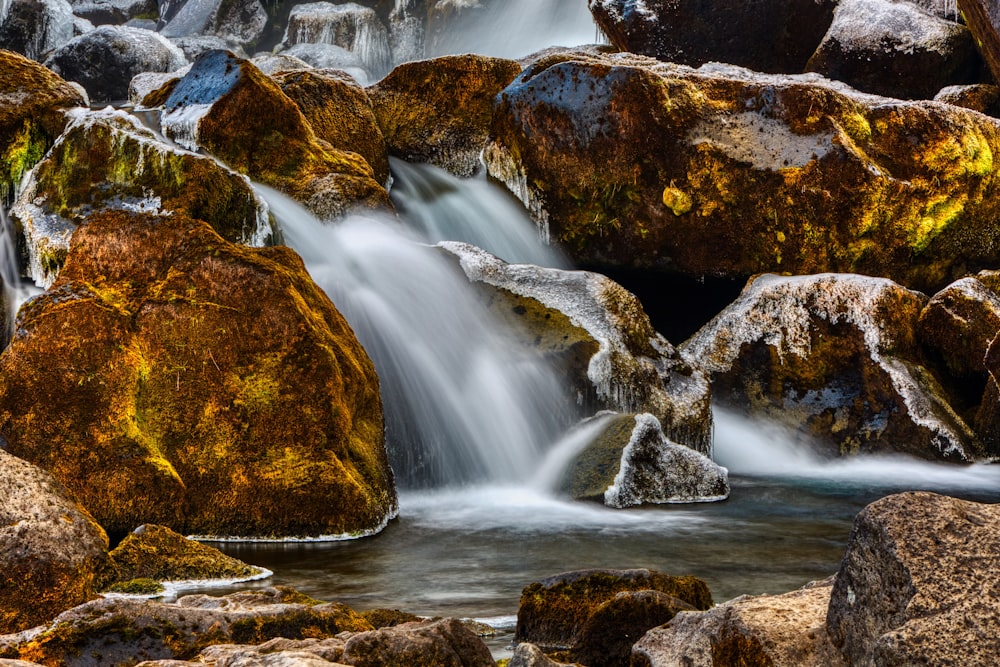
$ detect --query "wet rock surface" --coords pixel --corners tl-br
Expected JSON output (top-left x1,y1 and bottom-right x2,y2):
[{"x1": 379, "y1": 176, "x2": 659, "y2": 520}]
[{"x1": 0, "y1": 0, "x2": 75, "y2": 62}]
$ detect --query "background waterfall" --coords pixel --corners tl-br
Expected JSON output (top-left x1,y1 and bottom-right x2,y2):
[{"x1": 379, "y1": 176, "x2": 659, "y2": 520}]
[{"x1": 1, "y1": 204, "x2": 39, "y2": 349}]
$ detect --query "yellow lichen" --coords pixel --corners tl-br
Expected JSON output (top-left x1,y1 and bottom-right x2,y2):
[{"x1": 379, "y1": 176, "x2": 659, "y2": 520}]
[{"x1": 662, "y1": 185, "x2": 693, "y2": 215}]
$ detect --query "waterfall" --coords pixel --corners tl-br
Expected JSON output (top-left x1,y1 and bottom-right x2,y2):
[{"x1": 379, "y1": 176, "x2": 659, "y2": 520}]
[
  {"x1": 1, "y1": 203, "x2": 40, "y2": 349},
  {"x1": 257, "y1": 184, "x2": 575, "y2": 489}
]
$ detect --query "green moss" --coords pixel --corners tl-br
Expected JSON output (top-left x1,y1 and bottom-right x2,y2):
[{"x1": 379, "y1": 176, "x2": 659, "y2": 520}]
[
  {"x1": 1, "y1": 122, "x2": 46, "y2": 200},
  {"x1": 910, "y1": 196, "x2": 966, "y2": 253},
  {"x1": 106, "y1": 578, "x2": 165, "y2": 595}
]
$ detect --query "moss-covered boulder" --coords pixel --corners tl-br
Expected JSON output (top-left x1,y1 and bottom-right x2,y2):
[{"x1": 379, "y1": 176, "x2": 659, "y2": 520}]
[
  {"x1": 516, "y1": 569, "x2": 712, "y2": 650},
  {"x1": 274, "y1": 68, "x2": 390, "y2": 187},
  {"x1": 155, "y1": 49, "x2": 390, "y2": 219},
  {"x1": 486, "y1": 51, "x2": 1000, "y2": 294},
  {"x1": 0, "y1": 449, "x2": 110, "y2": 634},
  {"x1": 0, "y1": 209, "x2": 397, "y2": 538},
  {"x1": 682, "y1": 273, "x2": 982, "y2": 461},
  {"x1": 9, "y1": 106, "x2": 272, "y2": 287},
  {"x1": 367, "y1": 54, "x2": 521, "y2": 177},
  {"x1": 0, "y1": 49, "x2": 85, "y2": 204},
  {"x1": 561, "y1": 413, "x2": 729, "y2": 508},
  {"x1": 633, "y1": 579, "x2": 845, "y2": 667},
  {"x1": 442, "y1": 242, "x2": 713, "y2": 454}
]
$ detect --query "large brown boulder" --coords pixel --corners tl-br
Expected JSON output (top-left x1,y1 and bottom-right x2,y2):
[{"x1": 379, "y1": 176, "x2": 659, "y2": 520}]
[
  {"x1": 0, "y1": 449, "x2": 110, "y2": 634},
  {"x1": 0, "y1": 209, "x2": 396, "y2": 538},
  {"x1": 682, "y1": 273, "x2": 982, "y2": 461},
  {"x1": 340, "y1": 618, "x2": 496, "y2": 667},
  {"x1": 486, "y1": 51, "x2": 1000, "y2": 294},
  {"x1": 367, "y1": 54, "x2": 521, "y2": 177},
  {"x1": 826, "y1": 492, "x2": 1000, "y2": 666}
]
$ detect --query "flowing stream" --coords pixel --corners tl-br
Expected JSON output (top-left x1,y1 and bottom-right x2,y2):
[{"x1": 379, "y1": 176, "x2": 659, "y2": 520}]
[{"x1": 1, "y1": 203, "x2": 40, "y2": 348}]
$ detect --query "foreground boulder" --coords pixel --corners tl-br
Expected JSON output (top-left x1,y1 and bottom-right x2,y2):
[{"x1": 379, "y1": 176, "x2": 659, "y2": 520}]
[
  {"x1": 0, "y1": 209, "x2": 397, "y2": 538},
  {"x1": 827, "y1": 491, "x2": 1000, "y2": 666},
  {"x1": 682, "y1": 273, "x2": 982, "y2": 461},
  {"x1": 367, "y1": 54, "x2": 521, "y2": 177},
  {"x1": 486, "y1": 51, "x2": 1000, "y2": 294},
  {"x1": 633, "y1": 579, "x2": 845, "y2": 667},
  {"x1": 0, "y1": 449, "x2": 110, "y2": 633}
]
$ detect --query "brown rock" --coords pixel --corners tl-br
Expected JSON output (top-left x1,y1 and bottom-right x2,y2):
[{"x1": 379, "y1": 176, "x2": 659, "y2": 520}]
[
  {"x1": 340, "y1": 618, "x2": 495, "y2": 667},
  {"x1": 934, "y1": 83, "x2": 1000, "y2": 116},
  {"x1": 959, "y1": 0, "x2": 1000, "y2": 85}
]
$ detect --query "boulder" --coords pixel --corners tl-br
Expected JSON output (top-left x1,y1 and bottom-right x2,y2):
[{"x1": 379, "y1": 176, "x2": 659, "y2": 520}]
[
  {"x1": 827, "y1": 491, "x2": 1000, "y2": 666},
  {"x1": 159, "y1": 0, "x2": 267, "y2": 48},
  {"x1": 633, "y1": 579, "x2": 845, "y2": 667},
  {"x1": 486, "y1": 51, "x2": 1000, "y2": 294},
  {"x1": 283, "y1": 2, "x2": 391, "y2": 80},
  {"x1": 251, "y1": 52, "x2": 312, "y2": 75},
  {"x1": 69, "y1": 0, "x2": 156, "y2": 27},
  {"x1": 935, "y1": 83, "x2": 1000, "y2": 116},
  {"x1": 588, "y1": 0, "x2": 836, "y2": 74},
  {"x1": 367, "y1": 54, "x2": 521, "y2": 177},
  {"x1": 958, "y1": 0, "x2": 1000, "y2": 85},
  {"x1": 340, "y1": 618, "x2": 496, "y2": 667},
  {"x1": 274, "y1": 68, "x2": 389, "y2": 186},
  {"x1": 9, "y1": 106, "x2": 272, "y2": 287},
  {"x1": 515, "y1": 569, "x2": 712, "y2": 649},
  {"x1": 508, "y1": 643, "x2": 578, "y2": 667},
  {"x1": 805, "y1": 0, "x2": 979, "y2": 100},
  {"x1": 682, "y1": 273, "x2": 982, "y2": 461},
  {"x1": 281, "y1": 43, "x2": 370, "y2": 84},
  {"x1": 560, "y1": 413, "x2": 729, "y2": 508},
  {"x1": 0, "y1": 209, "x2": 397, "y2": 538},
  {"x1": 168, "y1": 35, "x2": 247, "y2": 62},
  {"x1": 44, "y1": 25, "x2": 187, "y2": 102},
  {"x1": 0, "y1": 49, "x2": 86, "y2": 204},
  {"x1": 0, "y1": 0, "x2": 75, "y2": 62},
  {"x1": 156, "y1": 49, "x2": 389, "y2": 219},
  {"x1": 0, "y1": 588, "x2": 372, "y2": 665},
  {"x1": 0, "y1": 449, "x2": 110, "y2": 633},
  {"x1": 442, "y1": 242, "x2": 713, "y2": 455}
]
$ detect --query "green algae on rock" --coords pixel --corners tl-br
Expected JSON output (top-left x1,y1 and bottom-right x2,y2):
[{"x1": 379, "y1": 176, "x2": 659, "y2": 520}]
[{"x1": 0, "y1": 209, "x2": 397, "y2": 539}]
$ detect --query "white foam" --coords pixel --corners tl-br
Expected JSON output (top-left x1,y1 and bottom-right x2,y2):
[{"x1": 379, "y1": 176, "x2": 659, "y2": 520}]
[
  {"x1": 188, "y1": 504, "x2": 399, "y2": 543},
  {"x1": 101, "y1": 567, "x2": 274, "y2": 600}
]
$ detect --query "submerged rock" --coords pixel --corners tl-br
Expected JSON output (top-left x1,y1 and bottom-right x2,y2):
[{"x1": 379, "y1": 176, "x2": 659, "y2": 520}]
[
  {"x1": 366, "y1": 54, "x2": 521, "y2": 177},
  {"x1": 633, "y1": 579, "x2": 845, "y2": 667},
  {"x1": 827, "y1": 491, "x2": 1000, "y2": 666},
  {"x1": 0, "y1": 449, "x2": 110, "y2": 633},
  {"x1": 10, "y1": 106, "x2": 272, "y2": 287},
  {"x1": 486, "y1": 51, "x2": 1000, "y2": 294},
  {"x1": 441, "y1": 242, "x2": 713, "y2": 455},
  {"x1": 682, "y1": 273, "x2": 982, "y2": 461},
  {"x1": 0, "y1": 0, "x2": 75, "y2": 62},
  {"x1": 0, "y1": 209, "x2": 397, "y2": 538}
]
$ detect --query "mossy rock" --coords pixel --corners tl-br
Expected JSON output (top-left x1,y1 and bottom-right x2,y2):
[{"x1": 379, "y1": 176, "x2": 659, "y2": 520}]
[
  {"x1": 361, "y1": 608, "x2": 424, "y2": 629},
  {"x1": 487, "y1": 51, "x2": 1000, "y2": 294},
  {"x1": 0, "y1": 209, "x2": 397, "y2": 538},
  {"x1": 106, "y1": 578, "x2": 166, "y2": 595},
  {"x1": 0, "y1": 49, "x2": 86, "y2": 204},
  {"x1": 367, "y1": 54, "x2": 522, "y2": 177}
]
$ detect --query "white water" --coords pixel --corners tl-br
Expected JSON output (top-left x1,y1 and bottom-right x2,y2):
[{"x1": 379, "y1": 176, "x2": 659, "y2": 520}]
[{"x1": 1, "y1": 203, "x2": 40, "y2": 348}]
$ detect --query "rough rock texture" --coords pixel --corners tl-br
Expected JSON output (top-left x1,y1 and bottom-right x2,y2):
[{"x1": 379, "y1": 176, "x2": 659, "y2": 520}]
[
  {"x1": 274, "y1": 68, "x2": 390, "y2": 186},
  {"x1": 367, "y1": 54, "x2": 521, "y2": 177},
  {"x1": 935, "y1": 83, "x2": 1000, "y2": 116},
  {"x1": 515, "y1": 569, "x2": 712, "y2": 649},
  {"x1": 44, "y1": 26, "x2": 187, "y2": 102},
  {"x1": 157, "y1": 49, "x2": 390, "y2": 219},
  {"x1": 0, "y1": 0, "x2": 75, "y2": 62},
  {"x1": 340, "y1": 618, "x2": 496, "y2": 667},
  {"x1": 0, "y1": 50, "x2": 85, "y2": 204},
  {"x1": 959, "y1": 0, "x2": 1000, "y2": 85},
  {"x1": 806, "y1": 0, "x2": 979, "y2": 100},
  {"x1": 827, "y1": 492, "x2": 1000, "y2": 666},
  {"x1": 633, "y1": 580, "x2": 845, "y2": 667},
  {"x1": 0, "y1": 209, "x2": 397, "y2": 539},
  {"x1": 10, "y1": 106, "x2": 271, "y2": 287},
  {"x1": 588, "y1": 0, "x2": 836, "y2": 74},
  {"x1": 69, "y1": 0, "x2": 157, "y2": 28},
  {"x1": 159, "y1": 0, "x2": 267, "y2": 49},
  {"x1": 442, "y1": 242, "x2": 713, "y2": 455},
  {"x1": 486, "y1": 51, "x2": 1000, "y2": 294},
  {"x1": 0, "y1": 449, "x2": 110, "y2": 633},
  {"x1": 507, "y1": 643, "x2": 578, "y2": 667},
  {"x1": 561, "y1": 413, "x2": 729, "y2": 508},
  {"x1": 682, "y1": 273, "x2": 982, "y2": 461},
  {"x1": 0, "y1": 588, "x2": 373, "y2": 666},
  {"x1": 283, "y1": 1, "x2": 391, "y2": 80}
]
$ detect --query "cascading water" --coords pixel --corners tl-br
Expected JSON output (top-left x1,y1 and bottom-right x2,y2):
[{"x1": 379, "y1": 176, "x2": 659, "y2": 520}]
[{"x1": 0, "y1": 203, "x2": 39, "y2": 349}]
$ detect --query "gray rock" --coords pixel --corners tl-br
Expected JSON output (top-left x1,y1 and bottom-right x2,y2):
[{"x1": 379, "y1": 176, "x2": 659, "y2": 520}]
[
  {"x1": 283, "y1": 2, "x2": 391, "y2": 79},
  {"x1": 168, "y1": 35, "x2": 247, "y2": 61},
  {"x1": 935, "y1": 83, "x2": 1000, "y2": 115},
  {"x1": 0, "y1": 0, "x2": 75, "y2": 61},
  {"x1": 508, "y1": 643, "x2": 574, "y2": 667},
  {"x1": 251, "y1": 52, "x2": 313, "y2": 75},
  {"x1": 69, "y1": 0, "x2": 156, "y2": 27},
  {"x1": 159, "y1": 0, "x2": 266, "y2": 48},
  {"x1": 826, "y1": 491, "x2": 1000, "y2": 666}
]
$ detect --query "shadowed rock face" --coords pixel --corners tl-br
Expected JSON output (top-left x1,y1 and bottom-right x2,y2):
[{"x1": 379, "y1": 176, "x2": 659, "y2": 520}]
[{"x1": 0, "y1": 209, "x2": 397, "y2": 539}]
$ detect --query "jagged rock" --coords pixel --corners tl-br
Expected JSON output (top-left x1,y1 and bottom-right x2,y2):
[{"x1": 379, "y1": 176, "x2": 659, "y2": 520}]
[
  {"x1": 633, "y1": 579, "x2": 845, "y2": 667},
  {"x1": 935, "y1": 83, "x2": 1000, "y2": 116},
  {"x1": 68, "y1": 0, "x2": 156, "y2": 27},
  {"x1": 682, "y1": 273, "x2": 983, "y2": 461},
  {"x1": 283, "y1": 2, "x2": 391, "y2": 80},
  {"x1": 0, "y1": 50, "x2": 85, "y2": 204},
  {"x1": 515, "y1": 569, "x2": 712, "y2": 649},
  {"x1": 9, "y1": 106, "x2": 272, "y2": 287},
  {"x1": 44, "y1": 25, "x2": 187, "y2": 102},
  {"x1": 588, "y1": 0, "x2": 836, "y2": 73},
  {"x1": 0, "y1": 588, "x2": 372, "y2": 665},
  {"x1": 340, "y1": 618, "x2": 495, "y2": 667},
  {"x1": 157, "y1": 49, "x2": 389, "y2": 219},
  {"x1": 159, "y1": 0, "x2": 267, "y2": 49},
  {"x1": 274, "y1": 68, "x2": 389, "y2": 186},
  {"x1": 0, "y1": 449, "x2": 110, "y2": 633},
  {"x1": 0, "y1": 209, "x2": 397, "y2": 538},
  {"x1": 959, "y1": 0, "x2": 1000, "y2": 85},
  {"x1": 0, "y1": 0, "x2": 75, "y2": 62},
  {"x1": 281, "y1": 43, "x2": 370, "y2": 84},
  {"x1": 805, "y1": 0, "x2": 979, "y2": 100},
  {"x1": 441, "y1": 242, "x2": 713, "y2": 455},
  {"x1": 560, "y1": 413, "x2": 729, "y2": 508},
  {"x1": 508, "y1": 643, "x2": 578, "y2": 667},
  {"x1": 367, "y1": 54, "x2": 520, "y2": 177},
  {"x1": 827, "y1": 492, "x2": 1000, "y2": 666},
  {"x1": 486, "y1": 51, "x2": 1000, "y2": 294}
]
